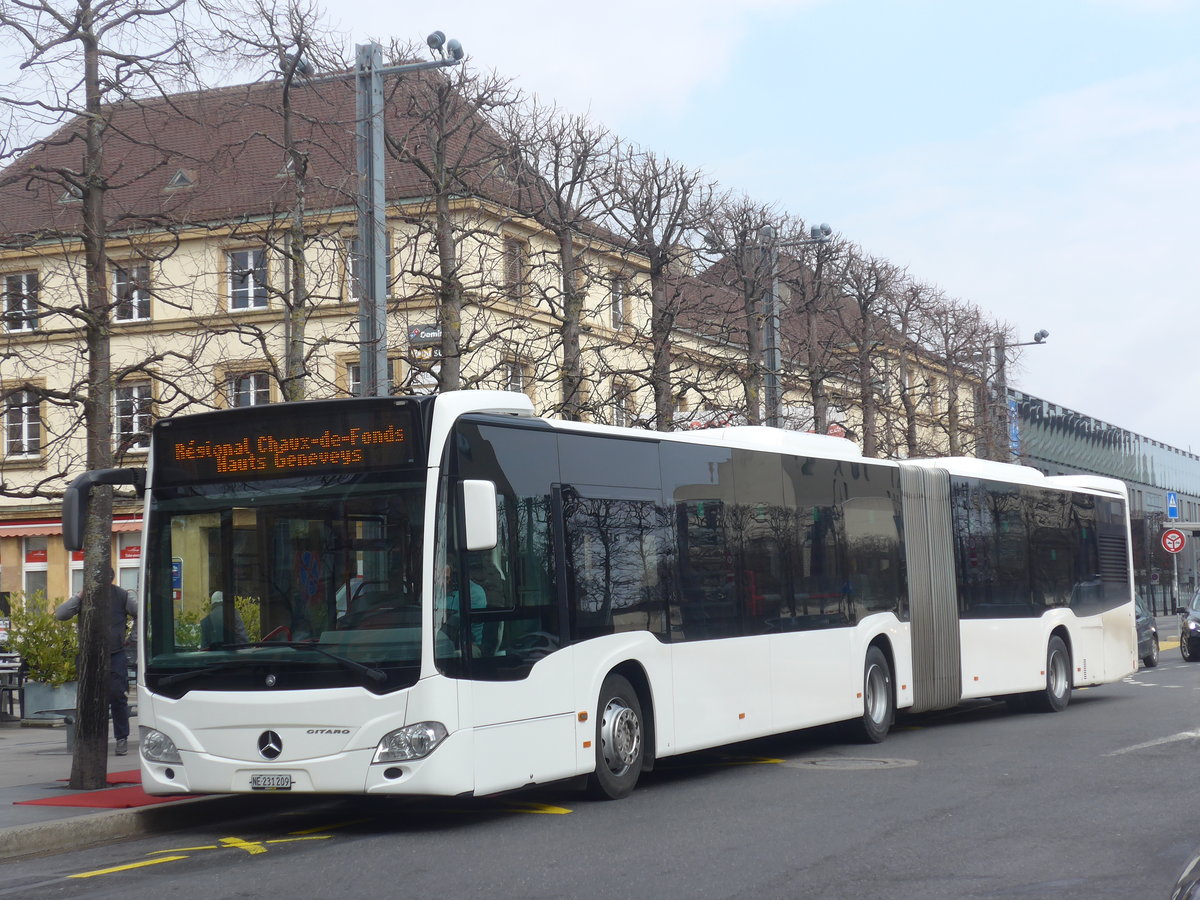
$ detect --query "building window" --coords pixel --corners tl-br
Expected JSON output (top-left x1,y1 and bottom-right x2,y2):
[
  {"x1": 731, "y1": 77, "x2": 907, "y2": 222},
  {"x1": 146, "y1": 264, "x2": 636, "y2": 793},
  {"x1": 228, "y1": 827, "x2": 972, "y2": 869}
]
[
  {"x1": 609, "y1": 273, "x2": 627, "y2": 330},
  {"x1": 5, "y1": 390, "x2": 41, "y2": 457},
  {"x1": 228, "y1": 248, "x2": 268, "y2": 310},
  {"x1": 69, "y1": 549, "x2": 84, "y2": 597},
  {"x1": 23, "y1": 536, "x2": 48, "y2": 599},
  {"x1": 113, "y1": 263, "x2": 152, "y2": 321},
  {"x1": 230, "y1": 372, "x2": 270, "y2": 407},
  {"x1": 3, "y1": 272, "x2": 38, "y2": 332},
  {"x1": 613, "y1": 381, "x2": 632, "y2": 428},
  {"x1": 505, "y1": 360, "x2": 530, "y2": 394},
  {"x1": 347, "y1": 359, "x2": 398, "y2": 396},
  {"x1": 502, "y1": 236, "x2": 528, "y2": 301},
  {"x1": 117, "y1": 531, "x2": 141, "y2": 600},
  {"x1": 114, "y1": 382, "x2": 153, "y2": 452}
]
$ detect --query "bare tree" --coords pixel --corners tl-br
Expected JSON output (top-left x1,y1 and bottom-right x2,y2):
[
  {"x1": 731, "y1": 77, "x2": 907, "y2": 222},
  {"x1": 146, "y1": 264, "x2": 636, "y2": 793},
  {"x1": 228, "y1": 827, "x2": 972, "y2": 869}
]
[
  {"x1": 696, "y1": 195, "x2": 781, "y2": 426},
  {"x1": 926, "y1": 297, "x2": 992, "y2": 456},
  {"x1": 499, "y1": 99, "x2": 614, "y2": 420},
  {"x1": 601, "y1": 144, "x2": 714, "y2": 430},
  {"x1": 382, "y1": 52, "x2": 520, "y2": 394},
  {"x1": 878, "y1": 278, "x2": 941, "y2": 457},
  {"x1": 776, "y1": 225, "x2": 849, "y2": 435},
  {"x1": 835, "y1": 248, "x2": 904, "y2": 457},
  {"x1": 0, "y1": 0, "x2": 207, "y2": 789},
  {"x1": 207, "y1": 0, "x2": 348, "y2": 401}
]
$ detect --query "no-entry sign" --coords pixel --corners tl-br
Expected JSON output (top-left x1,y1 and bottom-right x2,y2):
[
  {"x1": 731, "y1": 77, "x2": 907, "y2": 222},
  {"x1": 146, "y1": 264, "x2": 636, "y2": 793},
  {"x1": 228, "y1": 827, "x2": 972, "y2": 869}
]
[{"x1": 1162, "y1": 528, "x2": 1187, "y2": 554}]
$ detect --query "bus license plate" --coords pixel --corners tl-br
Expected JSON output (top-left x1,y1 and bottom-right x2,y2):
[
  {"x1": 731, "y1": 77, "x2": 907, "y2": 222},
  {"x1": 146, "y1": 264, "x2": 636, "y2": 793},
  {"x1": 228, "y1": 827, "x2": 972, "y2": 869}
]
[{"x1": 249, "y1": 773, "x2": 292, "y2": 791}]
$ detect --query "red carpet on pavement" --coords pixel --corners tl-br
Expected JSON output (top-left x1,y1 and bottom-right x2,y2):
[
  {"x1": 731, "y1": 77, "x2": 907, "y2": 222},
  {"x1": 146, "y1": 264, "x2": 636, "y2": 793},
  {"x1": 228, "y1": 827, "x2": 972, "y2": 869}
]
[
  {"x1": 15, "y1": 785, "x2": 185, "y2": 809},
  {"x1": 16, "y1": 768, "x2": 192, "y2": 809}
]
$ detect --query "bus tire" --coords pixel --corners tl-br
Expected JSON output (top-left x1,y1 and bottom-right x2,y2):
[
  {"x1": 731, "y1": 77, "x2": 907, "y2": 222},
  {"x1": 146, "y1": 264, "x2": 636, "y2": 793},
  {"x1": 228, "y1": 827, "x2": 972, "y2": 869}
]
[
  {"x1": 586, "y1": 674, "x2": 644, "y2": 801},
  {"x1": 1033, "y1": 636, "x2": 1071, "y2": 713},
  {"x1": 852, "y1": 646, "x2": 893, "y2": 744}
]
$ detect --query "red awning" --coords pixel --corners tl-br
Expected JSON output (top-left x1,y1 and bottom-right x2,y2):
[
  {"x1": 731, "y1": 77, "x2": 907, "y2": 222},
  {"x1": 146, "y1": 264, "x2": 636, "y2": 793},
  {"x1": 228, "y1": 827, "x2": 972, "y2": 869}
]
[{"x1": 0, "y1": 518, "x2": 142, "y2": 537}]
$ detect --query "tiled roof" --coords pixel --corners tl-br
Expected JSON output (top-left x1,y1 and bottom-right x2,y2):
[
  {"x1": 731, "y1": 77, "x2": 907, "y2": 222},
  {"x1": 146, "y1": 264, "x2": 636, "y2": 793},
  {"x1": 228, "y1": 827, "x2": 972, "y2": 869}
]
[{"x1": 0, "y1": 73, "x2": 519, "y2": 242}]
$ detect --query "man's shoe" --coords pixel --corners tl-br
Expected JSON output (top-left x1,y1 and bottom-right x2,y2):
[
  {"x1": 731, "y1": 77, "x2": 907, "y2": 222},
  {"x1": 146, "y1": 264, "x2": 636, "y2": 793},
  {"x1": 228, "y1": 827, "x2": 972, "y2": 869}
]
[{"x1": 115, "y1": 738, "x2": 128, "y2": 756}]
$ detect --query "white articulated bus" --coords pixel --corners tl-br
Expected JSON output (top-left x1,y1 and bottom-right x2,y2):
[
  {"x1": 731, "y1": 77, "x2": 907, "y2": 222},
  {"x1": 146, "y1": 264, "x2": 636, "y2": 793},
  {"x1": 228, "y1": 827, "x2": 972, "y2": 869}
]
[{"x1": 63, "y1": 390, "x2": 1137, "y2": 800}]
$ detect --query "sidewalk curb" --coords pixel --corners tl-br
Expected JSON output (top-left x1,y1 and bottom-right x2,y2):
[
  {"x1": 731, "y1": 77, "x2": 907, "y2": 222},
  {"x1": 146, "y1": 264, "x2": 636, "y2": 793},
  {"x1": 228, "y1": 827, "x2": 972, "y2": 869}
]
[{"x1": 0, "y1": 794, "x2": 257, "y2": 863}]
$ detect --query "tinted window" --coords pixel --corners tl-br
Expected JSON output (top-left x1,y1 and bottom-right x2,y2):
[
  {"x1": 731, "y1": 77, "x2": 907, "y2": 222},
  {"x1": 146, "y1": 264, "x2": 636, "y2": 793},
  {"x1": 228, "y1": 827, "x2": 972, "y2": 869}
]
[
  {"x1": 661, "y1": 442, "x2": 738, "y2": 640},
  {"x1": 564, "y1": 486, "x2": 672, "y2": 642},
  {"x1": 559, "y1": 432, "x2": 660, "y2": 489},
  {"x1": 441, "y1": 420, "x2": 561, "y2": 680},
  {"x1": 952, "y1": 478, "x2": 1129, "y2": 618}
]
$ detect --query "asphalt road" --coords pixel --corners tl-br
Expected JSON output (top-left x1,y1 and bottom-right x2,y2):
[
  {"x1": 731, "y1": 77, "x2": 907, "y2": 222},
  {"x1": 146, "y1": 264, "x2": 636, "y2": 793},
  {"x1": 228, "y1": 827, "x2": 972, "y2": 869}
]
[{"x1": 3, "y1": 655, "x2": 1198, "y2": 900}]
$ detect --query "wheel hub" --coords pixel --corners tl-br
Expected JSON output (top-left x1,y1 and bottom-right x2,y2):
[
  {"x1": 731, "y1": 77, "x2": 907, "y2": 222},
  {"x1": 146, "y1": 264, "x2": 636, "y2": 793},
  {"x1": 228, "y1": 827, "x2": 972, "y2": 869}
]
[{"x1": 600, "y1": 699, "x2": 641, "y2": 775}]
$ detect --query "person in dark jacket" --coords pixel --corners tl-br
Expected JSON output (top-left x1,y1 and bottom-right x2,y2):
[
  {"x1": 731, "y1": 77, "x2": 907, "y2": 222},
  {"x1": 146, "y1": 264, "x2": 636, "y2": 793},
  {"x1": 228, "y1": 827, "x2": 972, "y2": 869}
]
[{"x1": 55, "y1": 565, "x2": 137, "y2": 756}]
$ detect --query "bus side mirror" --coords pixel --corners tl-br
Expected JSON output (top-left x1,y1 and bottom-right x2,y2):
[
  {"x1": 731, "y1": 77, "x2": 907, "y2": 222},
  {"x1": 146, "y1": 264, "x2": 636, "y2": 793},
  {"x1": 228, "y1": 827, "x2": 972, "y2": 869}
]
[
  {"x1": 62, "y1": 468, "x2": 147, "y2": 551},
  {"x1": 461, "y1": 480, "x2": 498, "y2": 551}
]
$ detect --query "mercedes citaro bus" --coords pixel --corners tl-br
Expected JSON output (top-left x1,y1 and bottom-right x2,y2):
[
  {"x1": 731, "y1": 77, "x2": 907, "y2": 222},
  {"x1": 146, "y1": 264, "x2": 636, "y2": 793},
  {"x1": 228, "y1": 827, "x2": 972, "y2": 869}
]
[{"x1": 63, "y1": 390, "x2": 1137, "y2": 799}]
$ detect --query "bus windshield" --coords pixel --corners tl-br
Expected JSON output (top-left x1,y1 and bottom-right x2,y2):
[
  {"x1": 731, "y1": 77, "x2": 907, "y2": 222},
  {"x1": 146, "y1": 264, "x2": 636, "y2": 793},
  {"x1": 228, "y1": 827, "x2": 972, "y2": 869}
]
[{"x1": 144, "y1": 474, "x2": 425, "y2": 694}]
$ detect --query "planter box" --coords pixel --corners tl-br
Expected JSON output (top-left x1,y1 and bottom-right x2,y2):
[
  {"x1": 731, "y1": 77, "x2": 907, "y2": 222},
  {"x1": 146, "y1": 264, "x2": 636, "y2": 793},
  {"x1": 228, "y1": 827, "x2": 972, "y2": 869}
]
[{"x1": 21, "y1": 680, "x2": 77, "y2": 724}]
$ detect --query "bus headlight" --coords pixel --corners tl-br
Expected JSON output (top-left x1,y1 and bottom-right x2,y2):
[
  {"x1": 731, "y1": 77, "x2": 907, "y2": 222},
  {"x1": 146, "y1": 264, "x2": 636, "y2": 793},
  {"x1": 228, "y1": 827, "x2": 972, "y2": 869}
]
[
  {"x1": 139, "y1": 727, "x2": 182, "y2": 764},
  {"x1": 373, "y1": 722, "x2": 448, "y2": 763}
]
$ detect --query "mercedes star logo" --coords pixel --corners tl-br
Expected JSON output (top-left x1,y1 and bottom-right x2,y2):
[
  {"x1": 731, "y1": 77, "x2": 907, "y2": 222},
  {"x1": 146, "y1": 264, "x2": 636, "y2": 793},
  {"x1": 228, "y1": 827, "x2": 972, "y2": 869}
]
[{"x1": 258, "y1": 730, "x2": 283, "y2": 760}]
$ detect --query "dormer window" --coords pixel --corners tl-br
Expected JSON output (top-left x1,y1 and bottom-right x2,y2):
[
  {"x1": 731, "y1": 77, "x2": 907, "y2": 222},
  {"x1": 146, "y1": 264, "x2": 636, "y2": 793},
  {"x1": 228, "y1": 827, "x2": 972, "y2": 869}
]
[{"x1": 165, "y1": 169, "x2": 195, "y2": 190}]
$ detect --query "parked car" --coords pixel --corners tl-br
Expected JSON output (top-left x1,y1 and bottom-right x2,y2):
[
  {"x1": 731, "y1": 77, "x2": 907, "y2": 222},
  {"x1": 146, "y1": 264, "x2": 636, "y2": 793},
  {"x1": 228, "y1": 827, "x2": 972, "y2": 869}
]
[
  {"x1": 1134, "y1": 597, "x2": 1159, "y2": 667},
  {"x1": 1180, "y1": 589, "x2": 1200, "y2": 662}
]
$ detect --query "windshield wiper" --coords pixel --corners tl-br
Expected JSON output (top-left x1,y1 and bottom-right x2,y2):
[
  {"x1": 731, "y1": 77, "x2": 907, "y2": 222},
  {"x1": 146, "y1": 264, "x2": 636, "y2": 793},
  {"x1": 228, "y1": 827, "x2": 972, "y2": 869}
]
[
  {"x1": 209, "y1": 641, "x2": 387, "y2": 685},
  {"x1": 157, "y1": 660, "x2": 247, "y2": 688}
]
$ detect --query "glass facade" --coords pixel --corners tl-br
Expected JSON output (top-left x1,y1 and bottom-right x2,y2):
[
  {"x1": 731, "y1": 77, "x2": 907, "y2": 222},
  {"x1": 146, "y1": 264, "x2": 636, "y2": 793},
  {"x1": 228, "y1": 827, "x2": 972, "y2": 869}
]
[{"x1": 1011, "y1": 389, "x2": 1200, "y2": 613}]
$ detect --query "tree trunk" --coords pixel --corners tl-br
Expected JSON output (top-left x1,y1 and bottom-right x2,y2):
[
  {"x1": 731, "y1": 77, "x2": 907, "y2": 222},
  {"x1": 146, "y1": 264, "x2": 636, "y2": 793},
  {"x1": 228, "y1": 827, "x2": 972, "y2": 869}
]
[
  {"x1": 558, "y1": 229, "x2": 583, "y2": 419},
  {"x1": 649, "y1": 268, "x2": 674, "y2": 431},
  {"x1": 435, "y1": 191, "x2": 461, "y2": 391},
  {"x1": 73, "y1": 14, "x2": 114, "y2": 790},
  {"x1": 860, "y1": 353, "x2": 878, "y2": 457}
]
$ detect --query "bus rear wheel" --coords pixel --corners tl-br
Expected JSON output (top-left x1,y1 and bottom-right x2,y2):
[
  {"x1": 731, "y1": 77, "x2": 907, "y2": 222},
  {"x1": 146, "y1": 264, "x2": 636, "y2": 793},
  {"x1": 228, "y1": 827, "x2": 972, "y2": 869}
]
[
  {"x1": 1032, "y1": 636, "x2": 1071, "y2": 713},
  {"x1": 851, "y1": 646, "x2": 893, "y2": 743},
  {"x1": 587, "y1": 674, "x2": 644, "y2": 800}
]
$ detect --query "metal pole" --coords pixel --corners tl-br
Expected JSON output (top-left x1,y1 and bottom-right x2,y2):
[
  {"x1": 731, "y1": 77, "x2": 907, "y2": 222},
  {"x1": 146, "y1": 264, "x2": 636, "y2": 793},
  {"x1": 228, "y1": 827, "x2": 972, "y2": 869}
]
[
  {"x1": 992, "y1": 333, "x2": 1007, "y2": 461},
  {"x1": 355, "y1": 43, "x2": 388, "y2": 397},
  {"x1": 764, "y1": 248, "x2": 780, "y2": 428}
]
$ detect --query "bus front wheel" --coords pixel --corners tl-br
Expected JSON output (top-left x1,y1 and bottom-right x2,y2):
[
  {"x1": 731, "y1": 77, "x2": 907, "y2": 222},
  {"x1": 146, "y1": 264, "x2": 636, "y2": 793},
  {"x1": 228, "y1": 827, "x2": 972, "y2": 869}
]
[
  {"x1": 852, "y1": 646, "x2": 893, "y2": 743},
  {"x1": 1033, "y1": 636, "x2": 1071, "y2": 713},
  {"x1": 587, "y1": 674, "x2": 644, "y2": 800}
]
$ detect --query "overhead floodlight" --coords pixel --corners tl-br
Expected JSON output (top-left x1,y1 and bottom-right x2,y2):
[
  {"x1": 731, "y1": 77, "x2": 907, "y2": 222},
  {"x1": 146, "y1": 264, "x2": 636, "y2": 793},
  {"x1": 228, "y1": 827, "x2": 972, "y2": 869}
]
[
  {"x1": 810, "y1": 222, "x2": 832, "y2": 240},
  {"x1": 427, "y1": 31, "x2": 446, "y2": 51},
  {"x1": 1033, "y1": 329, "x2": 1049, "y2": 343},
  {"x1": 447, "y1": 39, "x2": 464, "y2": 61}
]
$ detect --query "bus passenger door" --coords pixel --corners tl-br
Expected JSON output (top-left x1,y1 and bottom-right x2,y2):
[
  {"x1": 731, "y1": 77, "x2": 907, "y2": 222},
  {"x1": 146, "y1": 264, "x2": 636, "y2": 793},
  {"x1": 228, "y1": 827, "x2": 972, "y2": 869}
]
[{"x1": 468, "y1": 486, "x2": 575, "y2": 794}]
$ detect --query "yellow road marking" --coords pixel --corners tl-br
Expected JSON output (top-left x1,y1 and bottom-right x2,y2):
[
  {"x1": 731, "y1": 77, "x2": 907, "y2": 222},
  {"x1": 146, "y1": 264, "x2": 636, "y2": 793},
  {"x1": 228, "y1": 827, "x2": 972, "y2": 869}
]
[
  {"x1": 498, "y1": 801, "x2": 572, "y2": 815},
  {"x1": 218, "y1": 836, "x2": 269, "y2": 855},
  {"x1": 264, "y1": 836, "x2": 332, "y2": 845},
  {"x1": 716, "y1": 755, "x2": 784, "y2": 766},
  {"x1": 289, "y1": 819, "x2": 371, "y2": 835},
  {"x1": 71, "y1": 856, "x2": 189, "y2": 878}
]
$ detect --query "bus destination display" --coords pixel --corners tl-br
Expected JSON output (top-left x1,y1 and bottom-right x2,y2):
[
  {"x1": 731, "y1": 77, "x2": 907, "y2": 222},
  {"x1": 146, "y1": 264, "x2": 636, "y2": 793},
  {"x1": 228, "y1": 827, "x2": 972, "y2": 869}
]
[{"x1": 155, "y1": 403, "x2": 419, "y2": 484}]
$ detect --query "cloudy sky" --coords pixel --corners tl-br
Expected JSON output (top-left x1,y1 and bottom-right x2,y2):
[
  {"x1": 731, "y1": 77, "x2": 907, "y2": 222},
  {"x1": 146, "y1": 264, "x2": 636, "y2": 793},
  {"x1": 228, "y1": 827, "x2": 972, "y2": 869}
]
[{"x1": 324, "y1": 0, "x2": 1198, "y2": 450}]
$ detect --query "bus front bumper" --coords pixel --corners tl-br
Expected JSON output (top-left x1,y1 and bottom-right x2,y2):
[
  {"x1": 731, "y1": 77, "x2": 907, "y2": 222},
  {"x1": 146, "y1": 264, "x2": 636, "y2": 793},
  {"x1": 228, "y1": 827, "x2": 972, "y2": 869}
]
[{"x1": 140, "y1": 728, "x2": 476, "y2": 797}]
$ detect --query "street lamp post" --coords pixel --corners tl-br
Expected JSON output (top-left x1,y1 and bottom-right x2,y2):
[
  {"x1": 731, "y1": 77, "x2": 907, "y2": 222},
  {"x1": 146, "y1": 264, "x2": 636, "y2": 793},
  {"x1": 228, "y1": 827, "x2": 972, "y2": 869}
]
[
  {"x1": 355, "y1": 33, "x2": 463, "y2": 397},
  {"x1": 990, "y1": 329, "x2": 1048, "y2": 460},
  {"x1": 758, "y1": 222, "x2": 833, "y2": 428}
]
